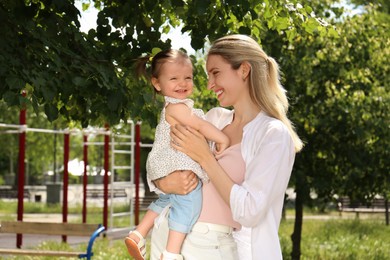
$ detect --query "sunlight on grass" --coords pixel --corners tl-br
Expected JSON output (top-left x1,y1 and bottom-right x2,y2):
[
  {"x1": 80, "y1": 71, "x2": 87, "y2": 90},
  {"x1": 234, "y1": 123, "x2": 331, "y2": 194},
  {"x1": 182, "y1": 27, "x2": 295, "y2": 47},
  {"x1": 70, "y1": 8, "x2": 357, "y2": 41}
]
[{"x1": 279, "y1": 218, "x2": 390, "y2": 259}]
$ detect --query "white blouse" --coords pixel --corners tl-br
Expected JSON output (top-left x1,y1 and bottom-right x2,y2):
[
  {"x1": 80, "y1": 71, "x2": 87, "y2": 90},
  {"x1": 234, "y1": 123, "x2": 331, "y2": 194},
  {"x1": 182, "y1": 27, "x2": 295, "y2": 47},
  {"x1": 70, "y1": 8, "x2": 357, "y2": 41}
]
[{"x1": 206, "y1": 107, "x2": 296, "y2": 260}]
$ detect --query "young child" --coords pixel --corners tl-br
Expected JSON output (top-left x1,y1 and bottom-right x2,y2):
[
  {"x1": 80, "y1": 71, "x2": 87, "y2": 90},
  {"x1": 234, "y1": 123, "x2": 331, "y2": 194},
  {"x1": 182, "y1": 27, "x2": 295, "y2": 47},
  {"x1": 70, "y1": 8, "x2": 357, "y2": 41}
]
[{"x1": 124, "y1": 49, "x2": 229, "y2": 260}]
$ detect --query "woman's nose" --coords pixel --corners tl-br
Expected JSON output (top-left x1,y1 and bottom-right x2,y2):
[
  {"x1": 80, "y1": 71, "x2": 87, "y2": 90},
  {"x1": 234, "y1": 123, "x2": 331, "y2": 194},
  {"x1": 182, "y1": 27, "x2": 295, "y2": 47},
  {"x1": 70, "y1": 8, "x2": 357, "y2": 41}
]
[{"x1": 207, "y1": 81, "x2": 214, "y2": 90}]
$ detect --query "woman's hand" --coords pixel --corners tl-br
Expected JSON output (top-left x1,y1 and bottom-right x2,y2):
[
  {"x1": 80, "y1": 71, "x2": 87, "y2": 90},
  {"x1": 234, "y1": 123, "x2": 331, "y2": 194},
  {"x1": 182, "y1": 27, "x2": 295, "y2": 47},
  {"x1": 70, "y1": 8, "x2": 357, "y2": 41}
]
[
  {"x1": 170, "y1": 124, "x2": 214, "y2": 164},
  {"x1": 153, "y1": 170, "x2": 198, "y2": 195}
]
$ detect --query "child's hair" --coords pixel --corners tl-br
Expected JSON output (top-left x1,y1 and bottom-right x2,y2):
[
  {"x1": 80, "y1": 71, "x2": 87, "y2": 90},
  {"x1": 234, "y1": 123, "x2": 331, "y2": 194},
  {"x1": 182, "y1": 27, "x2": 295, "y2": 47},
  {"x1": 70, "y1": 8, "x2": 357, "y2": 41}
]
[
  {"x1": 136, "y1": 49, "x2": 192, "y2": 80},
  {"x1": 208, "y1": 34, "x2": 303, "y2": 152},
  {"x1": 136, "y1": 49, "x2": 192, "y2": 96}
]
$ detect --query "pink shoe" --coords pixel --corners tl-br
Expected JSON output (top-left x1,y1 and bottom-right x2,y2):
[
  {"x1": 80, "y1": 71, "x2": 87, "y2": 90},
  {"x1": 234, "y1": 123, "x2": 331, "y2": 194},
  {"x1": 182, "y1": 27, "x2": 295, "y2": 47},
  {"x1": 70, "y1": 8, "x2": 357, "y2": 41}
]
[{"x1": 124, "y1": 230, "x2": 146, "y2": 260}]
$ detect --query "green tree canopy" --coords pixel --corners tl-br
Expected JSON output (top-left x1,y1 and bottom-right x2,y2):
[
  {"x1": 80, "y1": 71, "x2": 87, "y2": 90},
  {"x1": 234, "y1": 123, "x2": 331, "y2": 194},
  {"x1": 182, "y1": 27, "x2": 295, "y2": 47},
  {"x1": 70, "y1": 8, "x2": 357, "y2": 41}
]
[
  {"x1": 280, "y1": 4, "x2": 389, "y2": 258},
  {"x1": 0, "y1": 0, "x2": 336, "y2": 127}
]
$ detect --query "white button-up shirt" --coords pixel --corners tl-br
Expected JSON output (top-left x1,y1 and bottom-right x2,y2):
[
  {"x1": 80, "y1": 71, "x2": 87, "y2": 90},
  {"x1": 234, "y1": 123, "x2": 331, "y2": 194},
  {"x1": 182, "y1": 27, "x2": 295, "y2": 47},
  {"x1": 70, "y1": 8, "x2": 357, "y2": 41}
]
[{"x1": 206, "y1": 107, "x2": 296, "y2": 260}]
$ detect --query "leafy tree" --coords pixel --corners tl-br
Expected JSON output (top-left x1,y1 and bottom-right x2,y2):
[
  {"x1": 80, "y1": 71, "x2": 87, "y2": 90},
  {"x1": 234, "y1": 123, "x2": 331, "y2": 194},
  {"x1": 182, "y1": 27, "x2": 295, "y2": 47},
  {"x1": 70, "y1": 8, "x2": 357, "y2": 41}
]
[
  {"x1": 278, "y1": 4, "x2": 389, "y2": 258},
  {"x1": 0, "y1": 0, "x2": 336, "y2": 127},
  {"x1": 350, "y1": 0, "x2": 389, "y2": 14}
]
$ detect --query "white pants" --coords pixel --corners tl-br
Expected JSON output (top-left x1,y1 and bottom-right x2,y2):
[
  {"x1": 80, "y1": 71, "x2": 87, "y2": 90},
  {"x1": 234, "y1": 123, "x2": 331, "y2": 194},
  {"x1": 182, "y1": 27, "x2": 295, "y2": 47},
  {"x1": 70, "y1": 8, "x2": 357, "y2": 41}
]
[
  {"x1": 233, "y1": 226, "x2": 252, "y2": 260},
  {"x1": 150, "y1": 207, "x2": 238, "y2": 260}
]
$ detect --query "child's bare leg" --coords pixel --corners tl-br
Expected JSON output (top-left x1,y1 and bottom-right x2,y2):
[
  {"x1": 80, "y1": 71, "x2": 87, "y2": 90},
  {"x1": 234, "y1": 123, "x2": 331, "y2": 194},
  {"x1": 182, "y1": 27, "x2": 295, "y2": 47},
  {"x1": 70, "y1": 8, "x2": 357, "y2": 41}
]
[
  {"x1": 125, "y1": 210, "x2": 159, "y2": 259},
  {"x1": 165, "y1": 230, "x2": 186, "y2": 254},
  {"x1": 129, "y1": 209, "x2": 158, "y2": 241}
]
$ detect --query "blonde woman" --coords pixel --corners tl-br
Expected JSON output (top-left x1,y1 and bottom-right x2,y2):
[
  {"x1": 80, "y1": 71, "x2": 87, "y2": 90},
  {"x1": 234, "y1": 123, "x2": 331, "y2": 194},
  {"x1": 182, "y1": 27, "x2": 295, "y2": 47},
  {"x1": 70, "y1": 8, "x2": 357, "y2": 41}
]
[{"x1": 152, "y1": 34, "x2": 303, "y2": 260}]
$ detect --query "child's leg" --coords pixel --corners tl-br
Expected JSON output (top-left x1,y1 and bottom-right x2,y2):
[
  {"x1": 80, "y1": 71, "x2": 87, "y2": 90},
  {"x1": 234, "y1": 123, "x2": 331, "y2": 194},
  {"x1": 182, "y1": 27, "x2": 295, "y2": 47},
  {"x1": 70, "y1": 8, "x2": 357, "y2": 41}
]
[
  {"x1": 125, "y1": 210, "x2": 159, "y2": 260},
  {"x1": 162, "y1": 181, "x2": 202, "y2": 258},
  {"x1": 166, "y1": 230, "x2": 186, "y2": 254},
  {"x1": 127, "y1": 193, "x2": 171, "y2": 259},
  {"x1": 130, "y1": 209, "x2": 159, "y2": 241}
]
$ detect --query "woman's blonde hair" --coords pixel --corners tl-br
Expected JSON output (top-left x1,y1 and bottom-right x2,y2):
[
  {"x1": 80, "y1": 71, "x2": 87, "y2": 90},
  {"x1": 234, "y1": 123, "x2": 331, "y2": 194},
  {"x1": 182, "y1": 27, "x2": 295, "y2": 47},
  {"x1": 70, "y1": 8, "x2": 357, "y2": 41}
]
[{"x1": 208, "y1": 34, "x2": 303, "y2": 152}]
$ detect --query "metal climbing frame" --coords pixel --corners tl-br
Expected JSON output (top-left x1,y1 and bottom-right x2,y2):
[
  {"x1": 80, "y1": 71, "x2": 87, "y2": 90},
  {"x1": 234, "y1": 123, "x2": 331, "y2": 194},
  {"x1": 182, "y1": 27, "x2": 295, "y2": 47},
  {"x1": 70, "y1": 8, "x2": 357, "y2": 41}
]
[{"x1": 109, "y1": 120, "x2": 135, "y2": 229}]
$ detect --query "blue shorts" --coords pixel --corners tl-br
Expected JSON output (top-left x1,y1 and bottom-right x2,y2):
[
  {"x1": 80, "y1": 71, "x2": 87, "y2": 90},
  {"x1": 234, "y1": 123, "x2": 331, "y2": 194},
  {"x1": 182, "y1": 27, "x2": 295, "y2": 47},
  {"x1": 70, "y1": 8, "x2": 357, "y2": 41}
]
[{"x1": 149, "y1": 181, "x2": 202, "y2": 233}]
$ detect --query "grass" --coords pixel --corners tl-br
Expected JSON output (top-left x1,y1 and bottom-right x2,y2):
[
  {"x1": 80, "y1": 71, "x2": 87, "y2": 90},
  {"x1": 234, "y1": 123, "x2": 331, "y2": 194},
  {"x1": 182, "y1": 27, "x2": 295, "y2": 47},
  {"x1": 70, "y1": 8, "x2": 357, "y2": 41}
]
[
  {"x1": 1, "y1": 200, "x2": 389, "y2": 259},
  {"x1": 279, "y1": 218, "x2": 390, "y2": 259},
  {"x1": 0, "y1": 200, "x2": 135, "y2": 227}
]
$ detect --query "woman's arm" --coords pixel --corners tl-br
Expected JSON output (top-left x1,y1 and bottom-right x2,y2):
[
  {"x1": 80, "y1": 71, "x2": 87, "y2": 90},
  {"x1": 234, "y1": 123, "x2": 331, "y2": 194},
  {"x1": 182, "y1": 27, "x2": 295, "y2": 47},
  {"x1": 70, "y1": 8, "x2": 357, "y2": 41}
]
[
  {"x1": 170, "y1": 124, "x2": 235, "y2": 205},
  {"x1": 231, "y1": 121, "x2": 295, "y2": 227},
  {"x1": 153, "y1": 170, "x2": 198, "y2": 195}
]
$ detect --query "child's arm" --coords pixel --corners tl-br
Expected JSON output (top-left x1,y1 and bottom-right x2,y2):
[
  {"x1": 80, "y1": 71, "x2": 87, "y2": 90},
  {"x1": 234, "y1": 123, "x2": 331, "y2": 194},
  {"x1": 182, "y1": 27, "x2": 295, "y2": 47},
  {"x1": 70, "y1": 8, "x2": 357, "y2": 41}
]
[{"x1": 166, "y1": 103, "x2": 229, "y2": 154}]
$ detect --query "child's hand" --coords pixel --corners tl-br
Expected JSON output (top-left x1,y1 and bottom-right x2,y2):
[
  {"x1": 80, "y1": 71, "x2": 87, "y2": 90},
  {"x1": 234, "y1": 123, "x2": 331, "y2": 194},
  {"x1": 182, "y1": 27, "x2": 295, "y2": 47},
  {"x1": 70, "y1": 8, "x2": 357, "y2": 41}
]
[
  {"x1": 214, "y1": 140, "x2": 230, "y2": 155},
  {"x1": 214, "y1": 133, "x2": 230, "y2": 155}
]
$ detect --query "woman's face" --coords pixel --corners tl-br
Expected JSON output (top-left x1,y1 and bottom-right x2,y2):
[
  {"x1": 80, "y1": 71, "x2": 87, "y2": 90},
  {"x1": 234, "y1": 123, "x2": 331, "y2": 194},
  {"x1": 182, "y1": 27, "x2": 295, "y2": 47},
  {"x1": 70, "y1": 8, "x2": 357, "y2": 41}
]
[
  {"x1": 152, "y1": 60, "x2": 193, "y2": 100},
  {"x1": 206, "y1": 54, "x2": 246, "y2": 107}
]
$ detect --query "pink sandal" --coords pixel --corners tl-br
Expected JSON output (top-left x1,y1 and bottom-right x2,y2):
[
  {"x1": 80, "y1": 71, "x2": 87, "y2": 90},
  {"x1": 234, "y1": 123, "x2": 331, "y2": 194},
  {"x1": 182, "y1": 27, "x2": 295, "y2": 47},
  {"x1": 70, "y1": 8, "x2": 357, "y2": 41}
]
[{"x1": 124, "y1": 230, "x2": 146, "y2": 260}]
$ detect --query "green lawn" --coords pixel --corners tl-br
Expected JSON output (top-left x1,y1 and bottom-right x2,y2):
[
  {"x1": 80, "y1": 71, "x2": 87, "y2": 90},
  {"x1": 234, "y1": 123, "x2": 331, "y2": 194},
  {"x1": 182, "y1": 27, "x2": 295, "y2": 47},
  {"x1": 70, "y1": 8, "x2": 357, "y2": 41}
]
[
  {"x1": 279, "y1": 218, "x2": 389, "y2": 259},
  {"x1": 1, "y1": 200, "x2": 389, "y2": 259}
]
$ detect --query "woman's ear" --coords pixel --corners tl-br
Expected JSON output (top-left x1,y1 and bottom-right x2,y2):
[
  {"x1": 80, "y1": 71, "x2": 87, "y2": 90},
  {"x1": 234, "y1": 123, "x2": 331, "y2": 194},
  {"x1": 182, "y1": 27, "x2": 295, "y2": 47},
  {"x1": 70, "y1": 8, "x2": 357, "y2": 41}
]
[
  {"x1": 151, "y1": 77, "x2": 161, "y2": 92},
  {"x1": 240, "y1": 62, "x2": 251, "y2": 80}
]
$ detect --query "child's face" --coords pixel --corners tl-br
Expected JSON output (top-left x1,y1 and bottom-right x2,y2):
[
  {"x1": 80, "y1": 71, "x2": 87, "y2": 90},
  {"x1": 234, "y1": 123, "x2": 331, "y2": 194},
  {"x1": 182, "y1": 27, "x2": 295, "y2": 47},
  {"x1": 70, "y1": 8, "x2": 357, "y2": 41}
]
[{"x1": 151, "y1": 60, "x2": 194, "y2": 99}]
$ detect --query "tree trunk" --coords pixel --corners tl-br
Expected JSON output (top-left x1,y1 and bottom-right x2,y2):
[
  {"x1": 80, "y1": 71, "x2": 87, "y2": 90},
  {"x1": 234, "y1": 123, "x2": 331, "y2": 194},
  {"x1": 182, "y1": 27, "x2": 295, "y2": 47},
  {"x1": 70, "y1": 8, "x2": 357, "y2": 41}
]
[
  {"x1": 291, "y1": 187, "x2": 303, "y2": 260},
  {"x1": 385, "y1": 196, "x2": 389, "y2": 226},
  {"x1": 282, "y1": 193, "x2": 287, "y2": 220}
]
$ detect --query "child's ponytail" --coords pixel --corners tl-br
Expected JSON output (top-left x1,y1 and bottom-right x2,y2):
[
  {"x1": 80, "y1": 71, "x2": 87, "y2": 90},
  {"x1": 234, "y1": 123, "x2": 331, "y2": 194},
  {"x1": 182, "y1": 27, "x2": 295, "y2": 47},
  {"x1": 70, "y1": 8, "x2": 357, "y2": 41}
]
[{"x1": 135, "y1": 56, "x2": 152, "y2": 79}]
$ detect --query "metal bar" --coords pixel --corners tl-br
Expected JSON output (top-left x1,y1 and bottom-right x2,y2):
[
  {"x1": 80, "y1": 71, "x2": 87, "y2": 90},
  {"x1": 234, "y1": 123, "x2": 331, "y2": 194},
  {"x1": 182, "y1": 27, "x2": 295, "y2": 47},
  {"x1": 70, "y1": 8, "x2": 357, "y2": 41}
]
[
  {"x1": 135, "y1": 123, "x2": 141, "y2": 225},
  {"x1": 0, "y1": 123, "x2": 22, "y2": 128},
  {"x1": 112, "y1": 212, "x2": 132, "y2": 217},
  {"x1": 16, "y1": 92, "x2": 26, "y2": 249},
  {"x1": 82, "y1": 135, "x2": 88, "y2": 223},
  {"x1": 84, "y1": 142, "x2": 105, "y2": 145},
  {"x1": 111, "y1": 141, "x2": 133, "y2": 145},
  {"x1": 0, "y1": 130, "x2": 20, "y2": 134},
  {"x1": 112, "y1": 134, "x2": 133, "y2": 139},
  {"x1": 103, "y1": 124, "x2": 110, "y2": 230},
  {"x1": 140, "y1": 143, "x2": 153, "y2": 148},
  {"x1": 113, "y1": 150, "x2": 132, "y2": 154},
  {"x1": 62, "y1": 132, "x2": 70, "y2": 243},
  {"x1": 113, "y1": 166, "x2": 132, "y2": 170}
]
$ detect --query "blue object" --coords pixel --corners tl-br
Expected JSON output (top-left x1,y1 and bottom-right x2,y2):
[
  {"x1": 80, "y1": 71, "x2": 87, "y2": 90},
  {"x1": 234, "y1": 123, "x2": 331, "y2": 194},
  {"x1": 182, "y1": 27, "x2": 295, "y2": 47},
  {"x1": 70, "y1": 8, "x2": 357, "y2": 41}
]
[{"x1": 78, "y1": 224, "x2": 106, "y2": 259}]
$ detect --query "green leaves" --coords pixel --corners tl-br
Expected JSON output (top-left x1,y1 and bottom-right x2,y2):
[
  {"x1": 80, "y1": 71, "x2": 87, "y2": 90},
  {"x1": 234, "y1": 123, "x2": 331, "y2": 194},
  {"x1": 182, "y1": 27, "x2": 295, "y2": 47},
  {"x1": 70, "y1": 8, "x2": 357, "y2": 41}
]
[
  {"x1": 2, "y1": 91, "x2": 20, "y2": 106},
  {"x1": 5, "y1": 77, "x2": 25, "y2": 90},
  {"x1": 44, "y1": 103, "x2": 59, "y2": 122},
  {"x1": 281, "y1": 4, "x2": 390, "y2": 206},
  {"x1": 107, "y1": 91, "x2": 123, "y2": 111},
  {"x1": 0, "y1": 0, "x2": 364, "y2": 128}
]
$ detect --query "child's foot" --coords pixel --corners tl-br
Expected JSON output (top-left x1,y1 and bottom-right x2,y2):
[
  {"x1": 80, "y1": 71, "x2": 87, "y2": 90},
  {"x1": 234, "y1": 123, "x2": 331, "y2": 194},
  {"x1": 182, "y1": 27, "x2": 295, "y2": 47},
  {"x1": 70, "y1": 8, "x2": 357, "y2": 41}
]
[
  {"x1": 160, "y1": 250, "x2": 183, "y2": 260},
  {"x1": 124, "y1": 230, "x2": 146, "y2": 260}
]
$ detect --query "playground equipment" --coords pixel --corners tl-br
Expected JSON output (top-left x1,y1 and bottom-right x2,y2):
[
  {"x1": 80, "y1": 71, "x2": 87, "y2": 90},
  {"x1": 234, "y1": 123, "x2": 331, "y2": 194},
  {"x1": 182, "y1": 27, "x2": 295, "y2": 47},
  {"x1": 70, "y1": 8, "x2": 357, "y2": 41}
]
[
  {"x1": 0, "y1": 221, "x2": 105, "y2": 259},
  {"x1": 0, "y1": 108, "x2": 146, "y2": 248}
]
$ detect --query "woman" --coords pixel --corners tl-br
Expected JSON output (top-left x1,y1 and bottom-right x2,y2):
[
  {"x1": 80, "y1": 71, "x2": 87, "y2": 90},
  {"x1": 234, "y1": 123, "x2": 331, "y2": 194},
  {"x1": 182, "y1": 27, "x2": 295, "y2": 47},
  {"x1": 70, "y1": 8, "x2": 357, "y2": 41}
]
[{"x1": 151, "y1": 34, "x2": 303, "y2": 259}]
